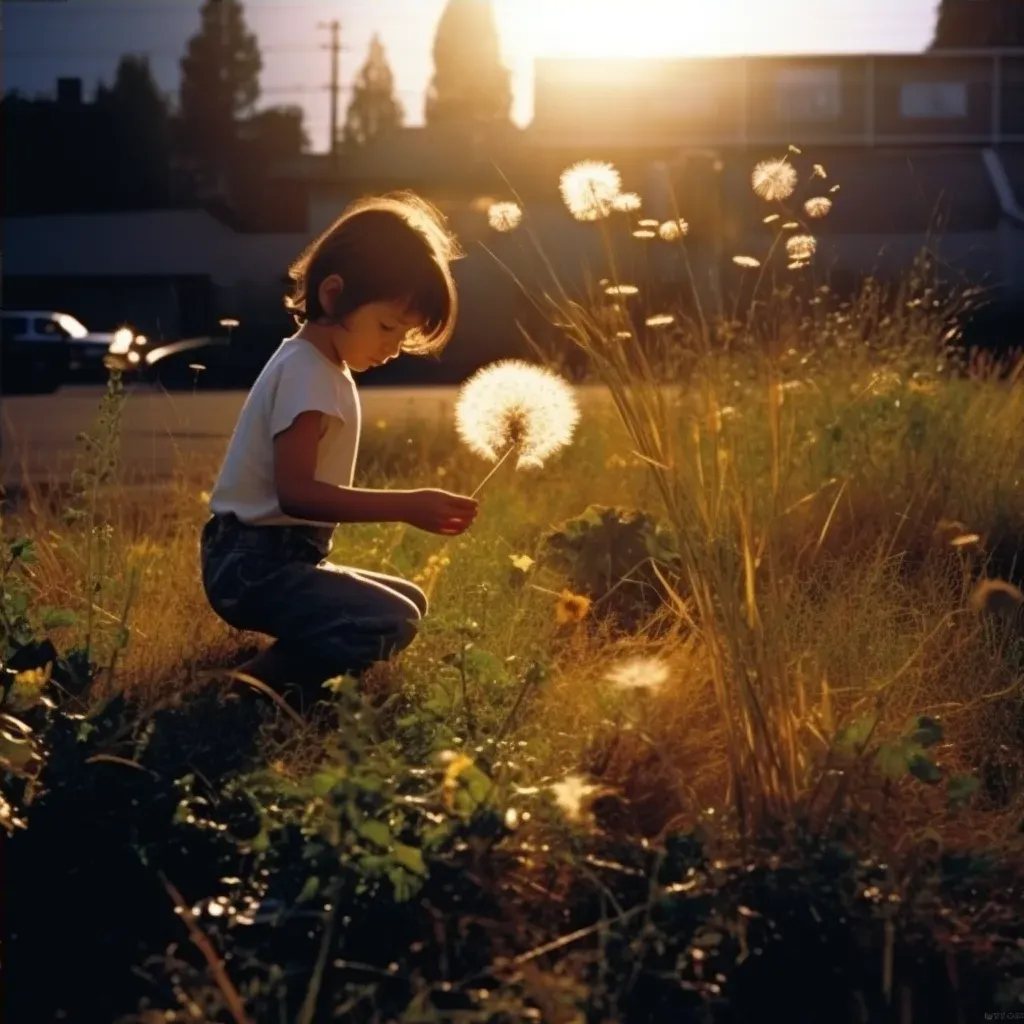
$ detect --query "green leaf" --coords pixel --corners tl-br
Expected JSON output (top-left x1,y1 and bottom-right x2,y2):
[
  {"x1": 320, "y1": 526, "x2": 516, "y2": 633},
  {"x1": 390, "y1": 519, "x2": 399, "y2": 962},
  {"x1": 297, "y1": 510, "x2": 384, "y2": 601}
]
[
  {"x1": 875, "y1": 739, "x2": 911, "y2": 779},
  {"x1": 357, "y1": 818, "x2": 392, "y2": 850},
  {"x1": 40, "y1": 608, "x2": 78, "y2": 630},
  {"x1": 391, "y1": 842, "x2": 427, "y2": 877},
  {"x1": 907, "y1": 752, "x2": 942, "y2": 784},
  {"x1": 297, "y1": 876, "x2": 320, "y2": 903},
  {"x1": 906, "y1": 715, "x2": 943, "y2": 748},
  {"x1": 9, "y1": 539, "x2": 37, "y2": 564},
  {"x1": 834, "y1": 715, "x2": 877, "y2": 755},
  {"x1": 947, "y1": 774, "x2": 980, "y2": 808}
]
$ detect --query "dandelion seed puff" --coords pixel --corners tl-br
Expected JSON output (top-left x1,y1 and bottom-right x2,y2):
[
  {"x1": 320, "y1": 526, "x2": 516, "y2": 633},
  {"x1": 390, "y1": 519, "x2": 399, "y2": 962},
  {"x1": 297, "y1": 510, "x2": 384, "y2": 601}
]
[
  {"x1": 969, "y1": 578, "x2": 1024, "y2": 619},
  {"x1": 638, "y1": 218, "x2": 659, "y2": 227},
  {"x1": 732, "y1": 255, "x2": 761, "y2": 268},
  {"x1": 752, "y1": 158, "x2": 798, "y2": 201},
  {"x1": 813, "y1": 163, "x2": 827, "y2": 178},
  {"x1": 789, "y1": 144, "x2": 803, "y2": 154},
  {"x1": 950, "y1": 533, "x2": 981, "y2": 547},
  {"x1": 612, "y1": 191, "x2": 642, "y2": 212},
  {"x1": 763, "y1": 214, "x2": 780, "y2": 224},
  {"x1": 781, "y1": 221, "x2": 800, "y2": 230},
  {"x1": 658, "y1": 219, "x2": 689, "y2": 240},
  {"x1": 804, "y1": 196, "x2": 833, "y2": 219},
  {"x1": 550, "y1": 774, "x2": 598, "y2": 822},
  {"x1": 605, "y1": 656, "x2": 670, "y2": 693},
  {"x1": 604, "y1": 284, "x2": 639, "y2": 296},
  {"x1": 454, "y1": 359, "x2": 580, "y2": 470},
  {"x1": 632, "y1": 229, "x2": 656, "y2": 239},
  {"x1": 786, "y1": 234, "x2": 817, "y2": 261},
  {"x1": 645, "y1": 314, "x2": 675, "y2": 327},
  {"x1": 559, "y1": 160, "x2": 621, "y2": 221},
  {"x1": 487, "y1": 201, "x2": 523, "y2": 233}
]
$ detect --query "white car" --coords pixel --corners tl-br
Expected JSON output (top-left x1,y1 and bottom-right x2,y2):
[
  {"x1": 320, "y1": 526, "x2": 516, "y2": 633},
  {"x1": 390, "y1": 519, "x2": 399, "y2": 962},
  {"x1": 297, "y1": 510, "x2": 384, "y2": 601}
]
[{"x1": 1, "y1": 311, "x2": 147, "y2": 393}]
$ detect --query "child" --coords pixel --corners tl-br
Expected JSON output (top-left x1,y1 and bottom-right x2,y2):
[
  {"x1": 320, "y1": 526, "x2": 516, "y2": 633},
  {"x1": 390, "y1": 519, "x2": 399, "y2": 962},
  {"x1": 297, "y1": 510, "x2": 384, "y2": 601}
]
[{"x1": 201, "y1": 193, "x2": 479, "y2": 703}]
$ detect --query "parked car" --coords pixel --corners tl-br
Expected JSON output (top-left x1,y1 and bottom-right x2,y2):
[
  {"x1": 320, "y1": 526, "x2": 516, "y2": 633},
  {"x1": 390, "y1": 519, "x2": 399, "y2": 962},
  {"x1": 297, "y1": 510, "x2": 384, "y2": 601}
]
[
  {"x1": 1, "y1": 310, "x2": 226, "y2": 393},
  {"x1": 1, "y1": 310, "x2": 148, "y2": 393}
]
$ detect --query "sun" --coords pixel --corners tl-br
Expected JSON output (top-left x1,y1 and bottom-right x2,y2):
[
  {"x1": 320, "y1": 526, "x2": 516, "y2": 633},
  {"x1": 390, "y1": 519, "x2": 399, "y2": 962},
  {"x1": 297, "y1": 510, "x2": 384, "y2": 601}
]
[{"x1": 495, "y1": 0, "x2": 752, "y2": 61}]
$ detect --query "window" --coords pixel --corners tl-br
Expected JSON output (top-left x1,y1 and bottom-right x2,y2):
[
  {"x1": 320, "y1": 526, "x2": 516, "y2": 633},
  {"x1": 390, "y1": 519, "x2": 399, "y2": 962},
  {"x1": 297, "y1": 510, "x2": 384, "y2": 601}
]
[
  {"x1": 775, "y1": 67, "x2": 841, "y2": 120},
  {"x1": 36, "y1": 317, "x2": 67, "y2": 338},
  {"x1": 900, "y1": 82, "x2": 968, "y2": 118}
]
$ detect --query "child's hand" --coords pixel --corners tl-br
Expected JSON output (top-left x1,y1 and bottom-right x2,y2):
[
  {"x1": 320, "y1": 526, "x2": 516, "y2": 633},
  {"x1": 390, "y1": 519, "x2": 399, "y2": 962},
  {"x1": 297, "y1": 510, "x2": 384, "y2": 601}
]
[{"x1": 403, "y1": 489, "x2": 479, "y2": 535}]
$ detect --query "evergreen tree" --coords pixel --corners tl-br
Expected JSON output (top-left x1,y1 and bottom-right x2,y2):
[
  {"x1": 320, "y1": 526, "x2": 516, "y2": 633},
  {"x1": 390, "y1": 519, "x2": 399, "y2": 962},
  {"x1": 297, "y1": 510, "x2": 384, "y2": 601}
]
[
  {"x1": 933, "y1": 0, "x2": 1024, "y2": 47},
  {"x1": 95, "y1": 55, "x2": 173, "y2": 207},
  {"x1": 425, "y1": 0, "x2": 511, "y2": 130},
  {"x1": 343, "y1": 34, "x2": 404, "y2": 148},
  {"x1": 178, "y1": 0, "x2": 262, "y2": 172}
]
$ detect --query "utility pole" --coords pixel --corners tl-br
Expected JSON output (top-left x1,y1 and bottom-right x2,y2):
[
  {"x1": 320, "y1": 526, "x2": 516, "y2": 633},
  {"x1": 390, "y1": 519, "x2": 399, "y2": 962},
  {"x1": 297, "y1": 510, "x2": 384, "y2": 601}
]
[{"x1": 319, "y1": 19, "x2": 341, "y2": 165}]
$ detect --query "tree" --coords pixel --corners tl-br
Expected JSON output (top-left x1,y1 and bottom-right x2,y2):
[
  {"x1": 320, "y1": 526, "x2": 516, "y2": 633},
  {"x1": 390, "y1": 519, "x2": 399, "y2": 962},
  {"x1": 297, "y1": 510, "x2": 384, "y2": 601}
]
[
  {"x1": 343, "y1": 34, "x2": 404, "y2": 148},
  {"x1": 178, "y1": 0, "x2": 262, "y2": 172},
  {"x1": 95, "y1": 55, "x2": 173, "y2": 207},
  {"x1": 425, "y1": 0, "x2": 511, "y2": 130},
  {"x1": 932, "y1": 0, "x2": 1024, "y2": 47},
  {"x1": 240, "y1": 106, "x2": 308, "y2": 160}
]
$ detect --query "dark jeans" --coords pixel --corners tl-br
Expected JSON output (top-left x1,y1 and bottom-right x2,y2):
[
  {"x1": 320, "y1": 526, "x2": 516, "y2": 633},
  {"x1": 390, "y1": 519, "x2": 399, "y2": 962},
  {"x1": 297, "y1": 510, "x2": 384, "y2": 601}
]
[{"x1": 200, "y1": 513, "x2": 427, "y2": 687}]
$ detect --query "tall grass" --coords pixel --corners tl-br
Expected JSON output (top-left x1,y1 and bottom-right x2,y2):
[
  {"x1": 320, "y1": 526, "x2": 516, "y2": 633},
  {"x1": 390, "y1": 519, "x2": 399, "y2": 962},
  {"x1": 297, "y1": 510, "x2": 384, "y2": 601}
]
[{"x1": 496, "y1": 152, "x2": 1024, "y2": 837}]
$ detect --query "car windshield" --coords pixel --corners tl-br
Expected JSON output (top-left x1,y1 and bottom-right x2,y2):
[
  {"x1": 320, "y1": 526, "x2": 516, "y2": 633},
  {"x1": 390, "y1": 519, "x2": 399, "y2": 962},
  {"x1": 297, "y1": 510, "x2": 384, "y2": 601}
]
[{"x1": 55, "y1": 313, "x2": 88, "y2": 339}]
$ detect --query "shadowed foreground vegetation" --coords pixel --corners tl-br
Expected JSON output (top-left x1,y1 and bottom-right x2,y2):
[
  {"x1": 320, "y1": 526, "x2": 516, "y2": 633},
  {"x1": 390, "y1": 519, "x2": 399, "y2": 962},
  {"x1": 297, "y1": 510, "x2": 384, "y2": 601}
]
[{"x1": 3, "y1": 154, "x2": 1024, "y2": 1022}]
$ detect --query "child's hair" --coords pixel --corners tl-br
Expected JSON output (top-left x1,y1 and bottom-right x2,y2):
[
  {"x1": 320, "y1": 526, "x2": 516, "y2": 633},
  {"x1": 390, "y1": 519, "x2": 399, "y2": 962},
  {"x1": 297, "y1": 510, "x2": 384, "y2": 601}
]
[{"x1": 285, "y1": 192, "x2": 463, "y2": 356}]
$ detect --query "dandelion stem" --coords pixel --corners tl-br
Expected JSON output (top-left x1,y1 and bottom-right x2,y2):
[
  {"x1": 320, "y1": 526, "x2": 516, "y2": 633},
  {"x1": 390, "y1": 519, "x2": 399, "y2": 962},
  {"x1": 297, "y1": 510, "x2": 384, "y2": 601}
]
[{"x1": 470, "y1": 443, "x2": 518, "y2": 498}]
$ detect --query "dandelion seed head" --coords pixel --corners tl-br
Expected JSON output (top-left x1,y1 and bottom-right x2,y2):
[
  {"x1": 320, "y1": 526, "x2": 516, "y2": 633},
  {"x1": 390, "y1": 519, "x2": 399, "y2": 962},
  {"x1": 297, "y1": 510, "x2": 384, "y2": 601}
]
[
  {"x1": 732, "y1": 255, "x2": 761, "y2": 268},
  {"x1": 550, "y1": 774, "x2": 598, "y2": 822},
  {"x1": 454, "y1": 359, "x2": 580, "y2": 469},
  {"x1": 645, "y1": 314, "x2": 675, "y2": 327},
  {"x1": 638, "y1": 218, "x2": 659, "y2": 227},
  {"x1": 786, "y1": 234, "x2": 817, "y2": 261},
  {"x1": 487, "y1": 201, "x2": 523, "y2": 233},
  {"x1": 950, "y1": 533, "x2": 981, "y2": 547},
  {"x1": 658, "y1": 219, "x2": 689, "y2": 241},
  {"x1": 804, "y1": 196, "x2": 833, "y2": 219},
  {"x1": 763, "y1": 214, "x2": 780, "y2": 224},
  {"x1": 632, "y1": 229, "x2": 655, "y2": 239},
  {"x1": 612, "y1": 191, "x2": 642, "y2": 212},
  {"x1": 559, "y1": 160, "x2": 622, "y2": 221},
  {"x1": 782, "y1": 221, "x2": 800, "y2": 230},
  {"x1": 969, "y1": 578, "x2": 1024, "y2": 618},
  {"x1": 604, "y1": 656, "x2": 670, "y2": 693},
  {"x1": 752, "y1": 158, "x2": 798, "y2": 201},
  {"x1": 813, "y1": 163, "x2": 828, "y2": 178},
  {"x1": 604, "y1": 284, "x2": 639, "y2": 296}
]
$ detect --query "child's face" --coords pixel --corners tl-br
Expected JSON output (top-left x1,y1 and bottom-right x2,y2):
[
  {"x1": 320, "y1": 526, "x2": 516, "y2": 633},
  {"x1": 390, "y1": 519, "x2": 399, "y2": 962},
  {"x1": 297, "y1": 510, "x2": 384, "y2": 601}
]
[{"x1": 335, "y1": 299, "x2": 424, "y2": 373}]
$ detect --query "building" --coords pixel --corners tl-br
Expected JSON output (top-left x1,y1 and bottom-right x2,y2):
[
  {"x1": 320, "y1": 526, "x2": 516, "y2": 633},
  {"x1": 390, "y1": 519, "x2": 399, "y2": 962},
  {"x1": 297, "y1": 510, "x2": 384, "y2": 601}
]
[{"x1": 5, "y1": 50, "x2": 1024, "y2": 382}]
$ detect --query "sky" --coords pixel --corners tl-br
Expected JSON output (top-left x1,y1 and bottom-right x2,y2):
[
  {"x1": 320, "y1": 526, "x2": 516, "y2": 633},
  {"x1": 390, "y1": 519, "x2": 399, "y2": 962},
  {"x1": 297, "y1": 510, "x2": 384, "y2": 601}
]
[{"x1": 3, "y1": 0, "x2": 939, "y2": 152}]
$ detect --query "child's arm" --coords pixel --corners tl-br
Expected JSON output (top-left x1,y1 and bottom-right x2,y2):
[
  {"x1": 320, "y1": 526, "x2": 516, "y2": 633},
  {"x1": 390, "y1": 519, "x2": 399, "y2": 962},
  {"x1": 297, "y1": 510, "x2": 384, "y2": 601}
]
[{"x1": 274, "y1": 411, "x2": 478, "y2": 534}]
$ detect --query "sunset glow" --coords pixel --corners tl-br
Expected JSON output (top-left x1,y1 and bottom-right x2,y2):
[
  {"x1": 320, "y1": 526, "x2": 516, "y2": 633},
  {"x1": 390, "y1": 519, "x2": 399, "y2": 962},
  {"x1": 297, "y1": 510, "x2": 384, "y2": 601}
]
[{"x1": 496, "y1": 0, "x2": 830, "y2": 61}]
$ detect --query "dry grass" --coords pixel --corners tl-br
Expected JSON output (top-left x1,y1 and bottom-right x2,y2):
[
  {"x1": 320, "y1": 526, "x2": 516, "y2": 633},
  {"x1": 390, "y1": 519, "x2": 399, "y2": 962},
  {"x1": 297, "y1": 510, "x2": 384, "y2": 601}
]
[{"x1": 4, "y1": 354, "x2": 1024, "y2": 862}]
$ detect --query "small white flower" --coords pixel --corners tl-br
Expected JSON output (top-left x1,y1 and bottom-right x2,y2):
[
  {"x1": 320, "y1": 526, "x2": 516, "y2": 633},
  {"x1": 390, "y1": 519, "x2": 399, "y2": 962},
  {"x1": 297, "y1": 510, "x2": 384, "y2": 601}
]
[{"x1": 604, "y1": 656, "x2": 670, "y2": 693}]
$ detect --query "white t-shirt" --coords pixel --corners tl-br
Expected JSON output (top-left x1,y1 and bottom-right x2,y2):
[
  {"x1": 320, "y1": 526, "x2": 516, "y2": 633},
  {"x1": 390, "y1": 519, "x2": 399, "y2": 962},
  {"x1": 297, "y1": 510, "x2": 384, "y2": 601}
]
[{"x1": 209, "y1": 338, "x2": 361, "y2": 526}]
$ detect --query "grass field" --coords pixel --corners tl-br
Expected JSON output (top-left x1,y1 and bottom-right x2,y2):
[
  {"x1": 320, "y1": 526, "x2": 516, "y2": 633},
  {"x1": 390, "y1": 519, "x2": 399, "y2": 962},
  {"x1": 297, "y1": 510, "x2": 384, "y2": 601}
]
[{"x1": 3, "y1": 153, "x2": 1024, "y2": 1022}]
